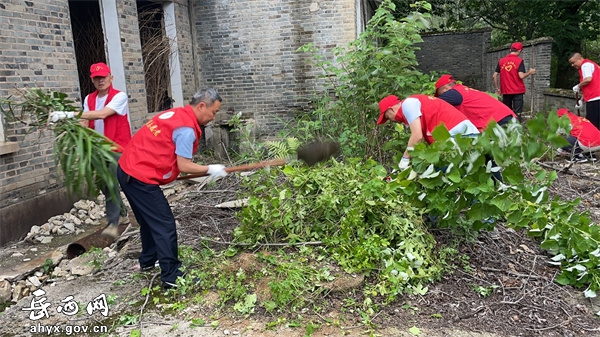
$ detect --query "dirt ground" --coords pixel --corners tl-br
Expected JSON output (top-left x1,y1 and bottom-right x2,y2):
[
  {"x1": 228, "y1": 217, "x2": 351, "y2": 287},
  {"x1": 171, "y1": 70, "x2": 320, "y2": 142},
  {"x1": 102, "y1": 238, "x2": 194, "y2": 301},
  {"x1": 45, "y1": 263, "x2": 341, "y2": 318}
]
[{"x1": 1, "y1": 159, "x2": 600, "y2": 337}]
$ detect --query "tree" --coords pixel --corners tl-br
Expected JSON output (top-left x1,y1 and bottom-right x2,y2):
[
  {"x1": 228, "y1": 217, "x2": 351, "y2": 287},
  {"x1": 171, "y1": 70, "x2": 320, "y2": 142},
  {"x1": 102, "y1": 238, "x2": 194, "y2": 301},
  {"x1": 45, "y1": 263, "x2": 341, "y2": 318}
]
[{"x1": 391, "y1": 0, "x2": 600, "y2": 88}]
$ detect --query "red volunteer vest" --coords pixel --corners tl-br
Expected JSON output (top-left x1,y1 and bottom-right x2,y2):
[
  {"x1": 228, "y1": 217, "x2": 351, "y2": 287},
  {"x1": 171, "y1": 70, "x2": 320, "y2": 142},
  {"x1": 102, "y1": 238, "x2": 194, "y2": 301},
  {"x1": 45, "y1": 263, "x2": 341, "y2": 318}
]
[
  {"x1": 453, "y1": 84, "x2": 517, "y2": 131},
  {"x1": 579, "y1": 59, "x2": 600, "y2": 102},
  {"x1": 394, "y1": 94, "x2": 469, "y2": 144},
  {"x1": 498, "y1": 54, "x2": 526, "y2": 94},
  {"x1": 119, "y1": 105, "x2": 202, "y2": 185},
  {"x1": 557, "y1": 109, "x2": 600, "y2": 148},
  {"x1": 87, "y1": 85, "x2": 132, "y2": 152}
]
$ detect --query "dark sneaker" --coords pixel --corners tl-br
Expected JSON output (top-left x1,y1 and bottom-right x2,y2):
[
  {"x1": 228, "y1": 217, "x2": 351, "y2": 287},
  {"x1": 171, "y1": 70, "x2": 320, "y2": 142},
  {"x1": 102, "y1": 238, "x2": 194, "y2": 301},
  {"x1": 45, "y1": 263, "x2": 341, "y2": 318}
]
[
  {"x1": 140, "y1": 261, "x2": 160, "y2": 272},
  {"x1": 162, "y1": 276, "x2": 201, "y2": 290},
  {"x1": 567, "y1": 154, "x2": 588, "y2": 163}
]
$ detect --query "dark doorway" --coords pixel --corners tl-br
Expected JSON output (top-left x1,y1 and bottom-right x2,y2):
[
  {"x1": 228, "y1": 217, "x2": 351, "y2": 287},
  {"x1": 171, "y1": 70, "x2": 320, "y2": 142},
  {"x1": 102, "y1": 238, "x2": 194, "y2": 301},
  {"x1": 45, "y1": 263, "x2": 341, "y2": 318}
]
[
  {"x1": 68, "y1": 0, "x2": 105, "y2": 103},
  {"x1": 137, "y1": 1, "x2": 173, "y2": 113}
]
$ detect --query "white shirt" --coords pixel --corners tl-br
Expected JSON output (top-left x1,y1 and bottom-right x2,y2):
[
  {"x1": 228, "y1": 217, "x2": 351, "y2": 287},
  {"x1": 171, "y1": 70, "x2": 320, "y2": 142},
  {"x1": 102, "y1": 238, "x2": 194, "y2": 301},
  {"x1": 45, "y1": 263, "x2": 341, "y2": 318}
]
[
  {"x1": 401, "y1": 97, "x2": 479, "y2": 137},
  {"x1": 83, "y1": 92, "x2": 129, "y2": 136}
]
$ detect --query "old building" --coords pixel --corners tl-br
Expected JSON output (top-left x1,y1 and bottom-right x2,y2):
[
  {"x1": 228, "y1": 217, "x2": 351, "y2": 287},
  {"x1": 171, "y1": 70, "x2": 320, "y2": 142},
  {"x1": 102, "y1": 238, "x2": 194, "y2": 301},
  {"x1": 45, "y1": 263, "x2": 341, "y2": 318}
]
[{"x1": 0, "y1": 0, "x2": 377, "y2": 246}]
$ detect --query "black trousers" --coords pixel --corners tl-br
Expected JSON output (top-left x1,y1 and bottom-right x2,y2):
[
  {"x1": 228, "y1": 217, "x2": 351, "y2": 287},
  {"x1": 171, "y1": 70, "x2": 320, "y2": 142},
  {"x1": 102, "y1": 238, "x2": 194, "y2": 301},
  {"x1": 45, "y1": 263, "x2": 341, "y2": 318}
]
[
  {"x1": 585, "y1": 100, "x2": 600, "y2": 130},
  {"x1": 502, "y1": 94, "x2": 524, "y2": 122},
  {"x1": 117, "y1": 165, "x2": 183, "y2": 284}
]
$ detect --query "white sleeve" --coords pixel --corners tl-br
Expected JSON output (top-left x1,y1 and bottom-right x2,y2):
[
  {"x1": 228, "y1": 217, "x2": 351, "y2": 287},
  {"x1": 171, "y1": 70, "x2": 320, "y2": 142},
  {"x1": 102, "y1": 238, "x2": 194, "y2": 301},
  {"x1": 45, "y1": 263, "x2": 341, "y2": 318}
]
[
  {"x1": 106, "y1": 92, "x2": 129, "y2": 116},
  {"x1": 83, "y1": 96, "x2": 90, "y2": 112},
  {"x1": 581, "y1": 63, "x2": 594, "y2": 78},
  {"x1": 401, "y1": 97, "x2": 422, "y2": 125}
]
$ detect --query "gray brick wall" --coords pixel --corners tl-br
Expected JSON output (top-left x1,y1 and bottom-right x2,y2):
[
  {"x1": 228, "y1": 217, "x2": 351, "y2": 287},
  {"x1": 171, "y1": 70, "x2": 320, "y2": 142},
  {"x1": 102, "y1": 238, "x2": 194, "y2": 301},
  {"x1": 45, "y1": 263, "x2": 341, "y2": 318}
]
[
  {"x1": 485, "y1": 38, "x2": 554, "y2": 113},
  {"x1": 416, "y1": 29, "x2": 492, "y2": 89},
  {"x1": 192, "y1": 0, "x2": 357, "y2": 136},
  {"x1": 173, "y1": 1, "x2": 199, "y2": 105},
  {"x1": 0, "y1": 0, "x2": 80, "y2": 208},
  {"x1": 116, "y1": 0, "x2": 149, "y2": 131}
]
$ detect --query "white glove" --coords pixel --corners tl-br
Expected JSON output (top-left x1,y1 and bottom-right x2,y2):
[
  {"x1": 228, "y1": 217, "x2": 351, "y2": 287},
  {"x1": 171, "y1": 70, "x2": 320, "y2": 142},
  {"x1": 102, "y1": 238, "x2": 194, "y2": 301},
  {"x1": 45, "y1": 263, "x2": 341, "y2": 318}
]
[
  {"x1": 572, "y1": 84, "x2": 580, "y2": 93},
  {"x1": 575, "y1": 99, "x2": 583, "y2": 109},
  {"x1": 398, "y1": 157, "x2": 410, "y2": 170},
  {"x1": 50, "y1": 111, "x2": 75, "y2": 123},
  {"x1": 206, "y1": 164, "x2": 227, "y2": 178}
]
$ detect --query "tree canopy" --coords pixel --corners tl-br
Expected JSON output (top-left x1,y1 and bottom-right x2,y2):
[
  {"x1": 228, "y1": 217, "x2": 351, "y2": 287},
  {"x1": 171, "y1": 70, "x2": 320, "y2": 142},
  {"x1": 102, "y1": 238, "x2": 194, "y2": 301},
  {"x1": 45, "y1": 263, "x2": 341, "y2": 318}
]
[{"x1": 391, "y1": 0, "x2": 600, "y2": 88}]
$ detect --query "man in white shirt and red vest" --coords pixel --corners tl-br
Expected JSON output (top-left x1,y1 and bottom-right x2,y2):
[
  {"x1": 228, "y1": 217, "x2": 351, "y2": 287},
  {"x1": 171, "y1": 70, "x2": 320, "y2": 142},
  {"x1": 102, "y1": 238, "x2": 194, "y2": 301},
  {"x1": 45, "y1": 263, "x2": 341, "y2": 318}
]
[
  {"x1": 78, "y1": 62, "x2": 132, "y2": 238},
  {"x1": 493, "y1": 42, "x2": 536, "y2": 122},
  {"x1": 569, "y1": 53, "x2": 600, "y2": 131},
  {"x1": 377, "y1": 94, "x2": 479, "y2": 170},
  {"x1": 117, "y1": 87, "x2": 228, "y2": 289}
]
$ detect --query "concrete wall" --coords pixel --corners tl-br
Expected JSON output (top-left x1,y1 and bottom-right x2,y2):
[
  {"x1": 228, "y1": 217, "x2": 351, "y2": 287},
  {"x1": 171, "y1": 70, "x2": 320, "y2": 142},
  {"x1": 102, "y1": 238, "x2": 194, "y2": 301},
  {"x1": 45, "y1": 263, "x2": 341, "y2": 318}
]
[{"x1": 192, "y1": 0, "x2": 358, "y2": 136}]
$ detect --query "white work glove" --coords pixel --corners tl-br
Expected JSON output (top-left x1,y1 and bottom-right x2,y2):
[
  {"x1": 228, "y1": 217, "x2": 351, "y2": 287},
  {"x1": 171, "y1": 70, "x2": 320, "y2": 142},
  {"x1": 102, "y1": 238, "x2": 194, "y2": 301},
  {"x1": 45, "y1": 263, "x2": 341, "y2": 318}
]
[
  {"x1": 50, "y1": 111, "x2": 75, "y2": 123},
  {"x1": 572, "y1": 84, "x2": 580, "y2": 93},
  {"x1": 575, "y1": 99, "x2": 583, "y2": 109},
  {"x1": 398, "y1": 157, "x2": 410, "y2": 170},
  {"x1": 206, "y1": 164, "x2": 227, "y2": 178}
]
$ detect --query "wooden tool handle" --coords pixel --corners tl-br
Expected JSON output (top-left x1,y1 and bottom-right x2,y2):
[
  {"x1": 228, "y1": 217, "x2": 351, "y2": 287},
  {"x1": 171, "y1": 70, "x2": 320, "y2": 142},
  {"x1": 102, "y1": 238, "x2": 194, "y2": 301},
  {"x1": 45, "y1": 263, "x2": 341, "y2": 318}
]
[
  {"x1": 575, "y1": 91, "x2": 581, "y2": 116},
  {"x1": 176, "y1": 158, "x2": 287, "y2": 181}
]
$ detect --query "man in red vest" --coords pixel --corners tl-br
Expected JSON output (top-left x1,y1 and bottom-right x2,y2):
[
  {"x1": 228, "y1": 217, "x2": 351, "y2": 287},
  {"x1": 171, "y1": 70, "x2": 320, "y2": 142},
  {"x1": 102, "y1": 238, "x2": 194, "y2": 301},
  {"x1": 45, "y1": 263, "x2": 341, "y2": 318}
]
[
  {"x1": 78, "y1": 62, "x2": 132, "y2": 238},
  {"x1": 435, "y1": 74, "x2": 517, "y2": 131},
  {"x1": 493, "y1": 42, "x2": 536, "y2": 122},
  {"x1": 569, "y1": 53, "x2": 600, "y2": 130},
  {"x1": 556, "y1": 108, "x2": 600, "y2": 162},
  {"x1": 377, "y1": 94, "x2": 479, "y2": 169},
  {"x1": 117, "y1": 87, "x2": 227, "y2": 289}
]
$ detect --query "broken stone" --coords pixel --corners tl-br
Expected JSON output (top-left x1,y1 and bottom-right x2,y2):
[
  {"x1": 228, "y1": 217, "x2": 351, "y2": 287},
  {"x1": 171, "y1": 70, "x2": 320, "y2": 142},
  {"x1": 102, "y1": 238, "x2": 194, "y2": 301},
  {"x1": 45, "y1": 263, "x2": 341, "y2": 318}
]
[
  {"x1": 27, "y1": 276, "x2": 42, "y2": 288},
  {"x1": 0, "y1": 280, "x2": 11, "y2": 303},
  {"x1": 63, "y1": 223, "x2": 75, "y2": 232}
]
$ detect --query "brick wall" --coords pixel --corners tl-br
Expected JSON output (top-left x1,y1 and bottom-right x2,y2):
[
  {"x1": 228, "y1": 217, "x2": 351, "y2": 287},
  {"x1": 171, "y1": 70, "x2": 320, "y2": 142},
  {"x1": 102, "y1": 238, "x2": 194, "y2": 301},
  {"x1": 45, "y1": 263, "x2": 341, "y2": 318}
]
[
  {"x1": 484, "y1": 38, "x2": 554, "y2": 113},
  {"x1": 0, "y1": 0, "x2": 80, "y2": 207},
  {"x1": 173, "y1": 0, "x2": 199, "y2": 106},
  {"x1": 416, "y1": 29, "x2": 492, "y2": 89},
  {"x1": 192, "y1": 0, "x2": 357, "y2": 136},
  {"x1": 115, "y1": 0, "x2": 148, "y2": 131}
]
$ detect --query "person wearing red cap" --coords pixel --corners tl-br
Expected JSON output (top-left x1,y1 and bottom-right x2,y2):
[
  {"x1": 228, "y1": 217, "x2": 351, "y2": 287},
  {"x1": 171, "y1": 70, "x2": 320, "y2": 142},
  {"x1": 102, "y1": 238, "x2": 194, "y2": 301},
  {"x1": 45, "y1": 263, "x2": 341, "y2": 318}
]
[
  {"x1": 117, "y1": 87, "x2": 228, "y2": 289},
  {"x1": 493, "y1": 42, "x2": 536, "y2": 121},
  {"x1": 556, "y1": 108, "x2": 600, "y2": 162},
  {"x1": 435, "y1": 74, "x2": 517, "y2": 131},
  {"x1": 73, "y1": 62, "x2": 133, "y2": 238},
  {"x1": 569, "y1": 53, "x2": 600, "y2": 130},
  {"x1": 377, "y1": 94, "x2": 479, "y2": 169}
]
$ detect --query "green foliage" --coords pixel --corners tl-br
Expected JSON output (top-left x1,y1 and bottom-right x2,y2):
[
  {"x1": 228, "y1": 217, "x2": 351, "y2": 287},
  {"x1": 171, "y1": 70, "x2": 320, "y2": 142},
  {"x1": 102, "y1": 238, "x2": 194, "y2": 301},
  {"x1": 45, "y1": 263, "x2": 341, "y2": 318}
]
[
  {"x1": 0, "y1": 88, "x2": 119, "y2": 200},
  {"x1": 296, "y1": 0, "x2": 433, "y2": 161},
  {"x1": 235, "y1": 158, "x2": 443, "y2": 301}
]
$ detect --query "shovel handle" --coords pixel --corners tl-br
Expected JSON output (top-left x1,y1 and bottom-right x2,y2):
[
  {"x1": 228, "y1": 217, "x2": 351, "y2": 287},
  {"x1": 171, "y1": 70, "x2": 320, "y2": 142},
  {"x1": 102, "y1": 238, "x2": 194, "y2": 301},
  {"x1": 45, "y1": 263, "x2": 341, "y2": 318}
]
[
  {"x1": 575, "y1": 91, "x2": 581, "y2": 116},
  {"x1": 176, "y1": 158, "x2": 287, "y2": 181}
]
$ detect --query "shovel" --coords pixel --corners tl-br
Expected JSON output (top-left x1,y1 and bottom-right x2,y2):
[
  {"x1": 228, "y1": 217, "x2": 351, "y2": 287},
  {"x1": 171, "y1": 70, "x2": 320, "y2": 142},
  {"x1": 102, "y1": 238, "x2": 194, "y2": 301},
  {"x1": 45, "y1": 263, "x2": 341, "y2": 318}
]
[
  {"x1": 176, "y1": 140, "x2": 340, "y2": 181},
  {"x1": 100, "y1": 140, "x2": 339, "y2": 239},
  {"x1": 575, "y1": 91, "x2": 581, "y2": 116}
]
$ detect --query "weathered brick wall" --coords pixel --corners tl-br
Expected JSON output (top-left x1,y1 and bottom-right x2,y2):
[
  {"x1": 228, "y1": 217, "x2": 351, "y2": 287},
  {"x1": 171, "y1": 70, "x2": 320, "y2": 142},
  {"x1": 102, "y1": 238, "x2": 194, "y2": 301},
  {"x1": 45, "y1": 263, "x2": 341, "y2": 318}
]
[
  {"x1": 484, "y1": 38, "x2": 554, "y2": 113},
  {"x1": 192, "y1": 0, "x2": 357, "y2": 136},
  {"x1": 173, "y1": 0, "x2": 199, "y2": 106},
  {"x1": 416, "y1": 29, "x2": 492, "y2": 89},
  {"x1": 116, "y1": 0, "x2": 148, "y2": 131},
  {"x1": 0, "y1": 0, "x2": 82, "y2": 245},
  {"x1": 0, "y1": 0, "x2": 80, "y2": 206}
]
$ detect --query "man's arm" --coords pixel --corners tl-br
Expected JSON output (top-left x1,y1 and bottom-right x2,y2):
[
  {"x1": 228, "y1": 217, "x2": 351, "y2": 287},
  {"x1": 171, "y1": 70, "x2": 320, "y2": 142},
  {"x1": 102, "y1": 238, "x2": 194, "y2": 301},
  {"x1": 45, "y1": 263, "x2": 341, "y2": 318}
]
[
  {"x1": 518, "y1": 60, "x2": 535, "y2": 79},
  {"x1": 404, "y1": 118, "x2": 424, "y2": 158},
  {"x1": 493, "y1": 72, "x2": 500, "y2": 94}
]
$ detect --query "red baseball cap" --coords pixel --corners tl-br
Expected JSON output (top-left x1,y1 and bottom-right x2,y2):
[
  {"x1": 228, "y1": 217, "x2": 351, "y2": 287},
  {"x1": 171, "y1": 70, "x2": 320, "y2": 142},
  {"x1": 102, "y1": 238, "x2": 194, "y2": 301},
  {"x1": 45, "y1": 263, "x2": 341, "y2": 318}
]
[
  {"x1": 377, "y1": 95, "x2": 401, "y2": 125},
  {"x1": 89, "y1": 62, "x2": 111, "y2": 78},
  {"x1": 434, "y1": 74, "x2": 456, "y2": 95},
  {"x1": 510, "y1": 42, "x2": 523, "y2": 51}
]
